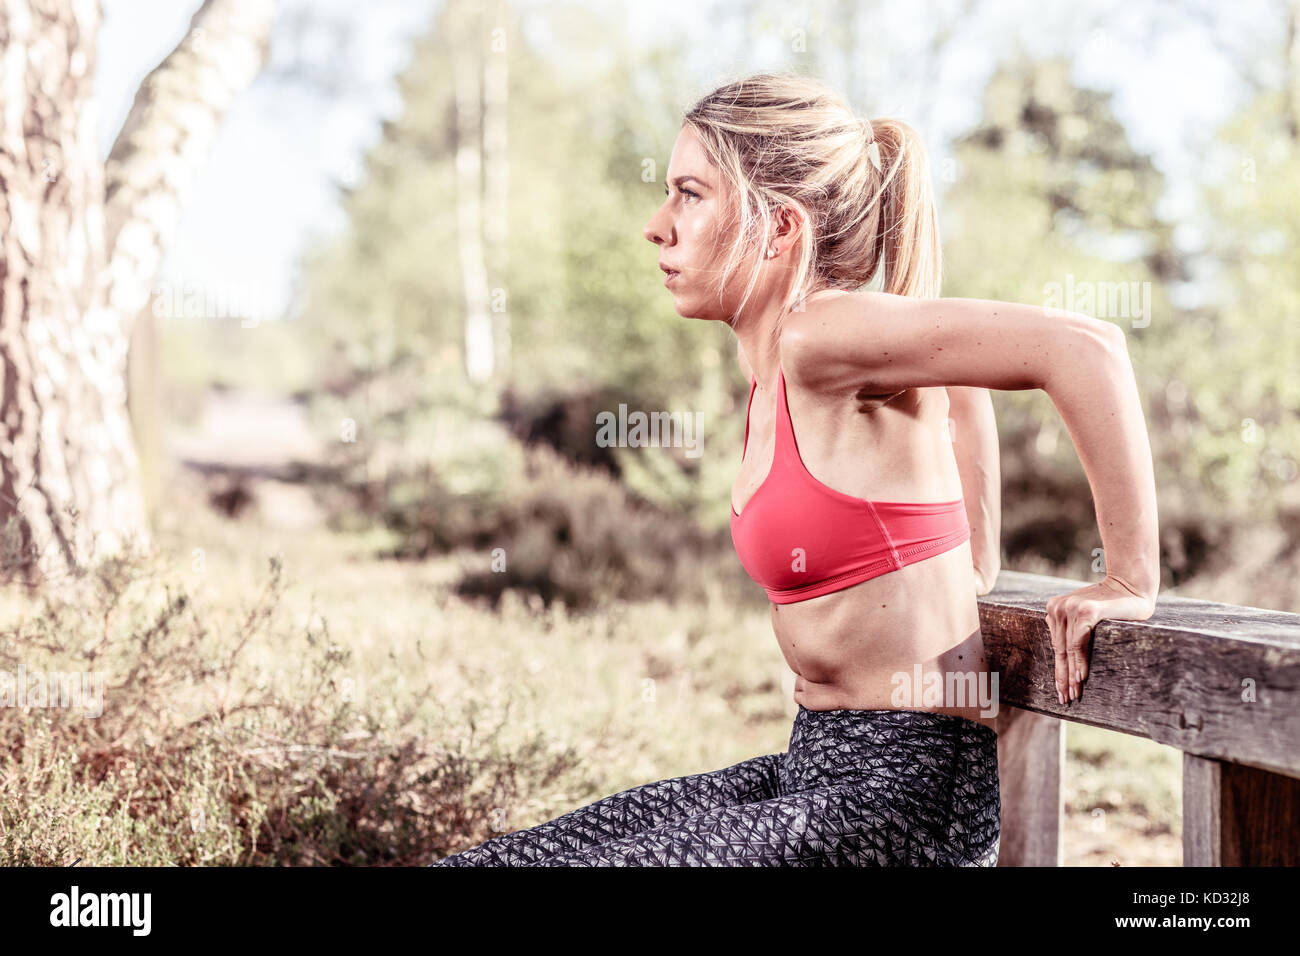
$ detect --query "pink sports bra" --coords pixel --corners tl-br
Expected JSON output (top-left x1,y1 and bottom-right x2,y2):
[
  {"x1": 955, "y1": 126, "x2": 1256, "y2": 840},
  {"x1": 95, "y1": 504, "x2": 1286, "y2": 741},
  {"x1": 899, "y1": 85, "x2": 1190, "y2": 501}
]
[{"x1": 729, "y1": 363, "x2": 971, "y2": 604}]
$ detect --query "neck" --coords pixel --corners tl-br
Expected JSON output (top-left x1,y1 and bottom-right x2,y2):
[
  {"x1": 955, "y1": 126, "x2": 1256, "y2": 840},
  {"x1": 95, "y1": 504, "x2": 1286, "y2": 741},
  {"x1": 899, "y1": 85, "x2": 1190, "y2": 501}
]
[{"x1": 734, "y1": 271, "x2": 838, "y2": 389}]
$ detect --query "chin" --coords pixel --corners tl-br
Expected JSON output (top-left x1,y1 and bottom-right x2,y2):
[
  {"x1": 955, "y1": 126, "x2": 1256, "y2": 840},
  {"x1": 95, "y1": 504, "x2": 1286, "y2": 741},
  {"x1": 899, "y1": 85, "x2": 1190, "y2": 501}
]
[
  {"x1": 667, "y1": 294, "x2": 695, "y2": 318},
  {"x1": 669, "y1": 296, "x2": 714, "y2": 321}
]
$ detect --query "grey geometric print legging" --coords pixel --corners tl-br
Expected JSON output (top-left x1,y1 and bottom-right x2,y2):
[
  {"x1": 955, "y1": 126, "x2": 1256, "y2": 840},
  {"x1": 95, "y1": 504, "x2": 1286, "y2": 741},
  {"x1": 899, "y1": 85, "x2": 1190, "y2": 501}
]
[{"x1": 428, "y1": 705, "x2": 1000, "y2": 867}]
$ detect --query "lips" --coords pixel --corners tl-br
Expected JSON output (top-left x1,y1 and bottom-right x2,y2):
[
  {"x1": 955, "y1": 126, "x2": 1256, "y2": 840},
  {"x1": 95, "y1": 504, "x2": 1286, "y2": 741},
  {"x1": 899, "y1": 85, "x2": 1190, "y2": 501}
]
[{"x1": 659, "y1": 262, "x2": 680, "y2": 287}]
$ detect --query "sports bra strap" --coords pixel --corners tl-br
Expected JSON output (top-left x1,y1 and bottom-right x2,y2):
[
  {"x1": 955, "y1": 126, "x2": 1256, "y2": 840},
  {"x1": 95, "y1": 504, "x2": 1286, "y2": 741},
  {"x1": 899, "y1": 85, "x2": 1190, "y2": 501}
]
[{"x1": 741, "y1": 375, "x2": 757, "y2": 460}]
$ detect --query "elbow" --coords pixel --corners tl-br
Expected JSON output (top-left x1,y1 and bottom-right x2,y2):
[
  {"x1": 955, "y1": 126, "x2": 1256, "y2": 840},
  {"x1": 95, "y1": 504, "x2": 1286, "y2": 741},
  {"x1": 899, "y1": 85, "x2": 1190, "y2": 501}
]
[
  {"x1": 1097, "y1": 318, "x2": 1130, "y2": 358},
  {"x1": 1042, "y1": 314, "x2": 1126, "y2": 393},
  {"x1": 973, "y1": 564, "x2": 999, "y2": 596}
]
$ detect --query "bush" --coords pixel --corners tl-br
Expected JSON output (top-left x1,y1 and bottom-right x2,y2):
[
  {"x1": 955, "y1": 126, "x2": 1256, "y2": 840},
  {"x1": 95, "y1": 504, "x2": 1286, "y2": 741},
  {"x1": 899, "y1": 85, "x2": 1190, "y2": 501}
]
[
  {"x1": 379, "y1": 442, "x2": 750, "y2": 611},
  {"x1": 0, "y1": 547, "x2": 581, "y2": 865}
]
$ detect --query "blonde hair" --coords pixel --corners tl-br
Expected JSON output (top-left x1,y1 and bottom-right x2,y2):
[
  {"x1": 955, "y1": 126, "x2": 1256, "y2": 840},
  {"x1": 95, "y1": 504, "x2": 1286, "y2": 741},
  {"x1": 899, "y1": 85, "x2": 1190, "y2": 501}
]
[{"x1": 683, "y1": 71, "x2": 942, "y2": 327}]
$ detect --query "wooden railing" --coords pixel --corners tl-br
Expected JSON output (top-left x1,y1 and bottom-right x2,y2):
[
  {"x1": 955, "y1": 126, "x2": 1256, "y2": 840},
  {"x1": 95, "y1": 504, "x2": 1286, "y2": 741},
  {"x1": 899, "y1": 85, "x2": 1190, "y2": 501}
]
[{"x1": 983, "y1": 571, "x2": 1300, "y2": 866}]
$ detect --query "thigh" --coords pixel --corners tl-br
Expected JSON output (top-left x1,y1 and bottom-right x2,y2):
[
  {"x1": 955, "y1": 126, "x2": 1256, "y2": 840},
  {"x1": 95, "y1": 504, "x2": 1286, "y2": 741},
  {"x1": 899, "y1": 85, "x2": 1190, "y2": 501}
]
[
  {"x1": 523, "y1": 786, "x2": 843, "y2": 867},
  {"x1": 428, "y1": 751, "x2": 784, "y2": 866},
  {"x1": 525, "y1": 778, "x2": 997, "y2": 867}
]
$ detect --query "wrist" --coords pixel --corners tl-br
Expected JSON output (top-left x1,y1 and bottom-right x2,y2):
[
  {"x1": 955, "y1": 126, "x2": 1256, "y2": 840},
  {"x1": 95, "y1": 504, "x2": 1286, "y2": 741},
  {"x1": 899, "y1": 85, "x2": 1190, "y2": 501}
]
[{"x1": 1105, "y1": 567, "x2": 1159, "y2": 602}]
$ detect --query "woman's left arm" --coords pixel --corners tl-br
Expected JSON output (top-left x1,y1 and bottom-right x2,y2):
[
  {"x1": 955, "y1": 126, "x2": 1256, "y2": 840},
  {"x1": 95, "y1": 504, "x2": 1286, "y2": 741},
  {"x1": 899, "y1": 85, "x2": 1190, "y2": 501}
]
[
  {"x1": 784, "y1": 291, "x2": 1161, "y2": 708},
  {"x1": 1038, "y1": 323, "x2": 1160, "y2": 704}
]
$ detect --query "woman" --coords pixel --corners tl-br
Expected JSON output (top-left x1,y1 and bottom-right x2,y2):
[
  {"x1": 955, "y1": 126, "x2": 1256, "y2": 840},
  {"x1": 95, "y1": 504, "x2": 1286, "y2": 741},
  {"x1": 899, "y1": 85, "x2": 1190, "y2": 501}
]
[{"x1": 430, "y1": 72, "x2": 1160, "y2": 867}]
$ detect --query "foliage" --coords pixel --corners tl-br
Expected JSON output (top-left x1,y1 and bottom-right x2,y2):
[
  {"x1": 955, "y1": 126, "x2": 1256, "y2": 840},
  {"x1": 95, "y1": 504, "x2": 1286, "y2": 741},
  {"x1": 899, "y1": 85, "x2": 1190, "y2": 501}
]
[
  {"x1": 0, "y1": 547, "x2": 579, "y2": 865},
  {"x1": 295, "y1": 0, "x2": 746, "y2": 533},
  {"x1": 942, "y1": 55, "x2": 1298, "y2": 600},
  {"x1": 379, "y1": 442, "x2": 751, "y2": 611}
]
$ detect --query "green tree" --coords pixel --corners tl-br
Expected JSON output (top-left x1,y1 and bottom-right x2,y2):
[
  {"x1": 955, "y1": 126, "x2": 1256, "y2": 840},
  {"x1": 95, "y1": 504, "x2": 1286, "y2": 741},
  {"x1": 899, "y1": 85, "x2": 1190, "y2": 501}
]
[
  {"x1": 299, "y1": 1, "x2": 746, "y2": 528},
  {"x1": 941, "y1": 55, "x2": 1195, "y2": 571}
]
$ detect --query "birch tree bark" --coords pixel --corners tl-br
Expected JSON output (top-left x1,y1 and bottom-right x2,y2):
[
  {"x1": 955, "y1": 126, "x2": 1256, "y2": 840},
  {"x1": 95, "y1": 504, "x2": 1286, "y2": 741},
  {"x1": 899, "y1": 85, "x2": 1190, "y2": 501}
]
[
  {"x1": 450, "y1": 0, "x2": 492, "y2": 385},
  {"x1": 105, "y1": 0, "x2": 277, "y2": 323},
  {"x1": 0, "y1": 0, "x2": 276, "y2": 586},
  {"x1": 482, "y1": 0, "x2": 510, "y2": 382},
  {"x1": 1287, "y1": 0, "x2": 1300, "y2": 139}
]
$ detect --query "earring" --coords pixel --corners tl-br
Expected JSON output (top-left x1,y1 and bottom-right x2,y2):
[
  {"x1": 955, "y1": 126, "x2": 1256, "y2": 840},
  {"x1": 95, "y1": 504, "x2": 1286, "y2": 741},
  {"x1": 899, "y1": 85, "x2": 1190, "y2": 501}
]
[{"x1": 766, "y1": 247, "x2": 776, "y2": 258}]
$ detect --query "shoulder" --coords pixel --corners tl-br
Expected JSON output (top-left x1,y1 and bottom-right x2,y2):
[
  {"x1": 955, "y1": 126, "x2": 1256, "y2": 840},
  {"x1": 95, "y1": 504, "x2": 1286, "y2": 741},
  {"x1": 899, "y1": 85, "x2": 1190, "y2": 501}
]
[{"x1": 780, "y1": 289, "x2": 896, "y2": 393}]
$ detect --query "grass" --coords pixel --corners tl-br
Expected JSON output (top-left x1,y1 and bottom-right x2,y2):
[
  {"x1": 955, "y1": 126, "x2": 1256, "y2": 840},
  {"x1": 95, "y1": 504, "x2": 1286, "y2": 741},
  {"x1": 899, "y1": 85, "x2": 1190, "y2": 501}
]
[
  {"x1": 1065, "y1": 724, "x2": 1182, "y2": 865},
  {"x1": 0, "y1": 465, "x2": 1181, "y2": 865}
]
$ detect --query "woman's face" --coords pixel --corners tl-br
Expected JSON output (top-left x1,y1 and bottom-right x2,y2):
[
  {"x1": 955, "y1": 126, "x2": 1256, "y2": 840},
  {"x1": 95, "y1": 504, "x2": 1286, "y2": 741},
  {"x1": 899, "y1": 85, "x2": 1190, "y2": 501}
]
[{"x1": 643, "y1": 125, "x2": 752, "y2": 321}]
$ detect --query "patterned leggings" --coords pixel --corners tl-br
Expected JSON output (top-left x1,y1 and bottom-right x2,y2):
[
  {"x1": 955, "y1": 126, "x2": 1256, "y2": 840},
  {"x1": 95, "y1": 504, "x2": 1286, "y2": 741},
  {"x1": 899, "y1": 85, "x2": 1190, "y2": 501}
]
[{"x1": 428, "y1": 705, "x2": 1000, "y2": 867}]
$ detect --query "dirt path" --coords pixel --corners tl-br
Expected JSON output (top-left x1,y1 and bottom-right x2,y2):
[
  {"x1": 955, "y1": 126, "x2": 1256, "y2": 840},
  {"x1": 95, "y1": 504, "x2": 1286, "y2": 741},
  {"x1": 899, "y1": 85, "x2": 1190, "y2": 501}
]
[{"x1": 167, "y1": 387, "x2": 330, "y2": 530}]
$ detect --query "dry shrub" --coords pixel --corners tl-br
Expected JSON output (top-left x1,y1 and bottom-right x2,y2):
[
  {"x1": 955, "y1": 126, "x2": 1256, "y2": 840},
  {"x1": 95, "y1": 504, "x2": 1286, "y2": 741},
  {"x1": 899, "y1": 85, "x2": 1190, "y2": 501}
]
[
  {"x1": 0, "y1": 547, "x2": 580, "y2": 866},
  {"x1": 380, "y1": 443, "x2": 746, "y2": 611}
]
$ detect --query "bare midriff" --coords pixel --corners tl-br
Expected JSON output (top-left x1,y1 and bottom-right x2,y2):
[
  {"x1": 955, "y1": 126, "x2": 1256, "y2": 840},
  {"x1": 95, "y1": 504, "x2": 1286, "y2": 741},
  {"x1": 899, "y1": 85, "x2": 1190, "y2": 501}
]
[{"x1": 772, "y1": 540, "x2": 999, "y2": 734}]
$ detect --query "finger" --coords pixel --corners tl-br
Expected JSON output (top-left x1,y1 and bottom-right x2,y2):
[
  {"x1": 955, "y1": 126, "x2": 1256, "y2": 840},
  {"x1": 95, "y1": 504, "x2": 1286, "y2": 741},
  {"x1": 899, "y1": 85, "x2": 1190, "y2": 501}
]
[
  {"x1": 1048, "y1": 617, "x2": 1068, "y2": 706},
  {"x1": 1057, "y1": 606, "x2": 1075, "y2": 701},
  {"x1": 1066, "y1": 613, "x2": 1086, "y2": 702},
  {"x1": 1067, "y1": 605, "x2": 1098, "y2": 701},
  {"x1": 1066, "y1": 634, "x2": 1076, "y2": 702},
  {"x1": 1069, "y1": 629, "x2": 1083, "y2": 700},
  {"x1": 1071, "y1": 631, "x2": 1090, "y2": 700},
  {"x1": 1073, "y1": 610, "x2": 1091, "y2": 700},
  {"x1": 1047, "y1": 608, "x2": 1067, "y2": 706}
]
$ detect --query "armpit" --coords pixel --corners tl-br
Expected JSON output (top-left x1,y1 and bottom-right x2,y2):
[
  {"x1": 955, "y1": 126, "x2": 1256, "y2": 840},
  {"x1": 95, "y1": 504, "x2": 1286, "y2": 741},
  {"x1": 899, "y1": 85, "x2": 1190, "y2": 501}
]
[{"x1": 853, "y1": 384, "x2": 908, "y2": 414}]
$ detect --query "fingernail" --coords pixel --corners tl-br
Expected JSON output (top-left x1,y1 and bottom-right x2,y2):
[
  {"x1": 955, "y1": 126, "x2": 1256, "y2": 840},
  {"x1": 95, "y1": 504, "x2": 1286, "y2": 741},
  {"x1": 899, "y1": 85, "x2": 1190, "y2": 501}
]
[{"x1": 1058, "y1": 691, "x2": 1064, "y2": 705}]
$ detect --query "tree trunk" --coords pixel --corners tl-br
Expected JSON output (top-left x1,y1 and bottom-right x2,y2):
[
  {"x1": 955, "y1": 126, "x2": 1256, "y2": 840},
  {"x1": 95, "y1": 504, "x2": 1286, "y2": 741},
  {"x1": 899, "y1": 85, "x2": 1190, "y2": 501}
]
[
  {"x1": 112, "y1": 0, "x2": 277, "y2": 523},
  {"x1": 0, "y1": 0, "x2": 141, "y2": 584},
  {"x1": 128, "y1": 300, "x2": 163, "y2": 526},
  {"x1": 106, "y1": 0, "x2": 278, "y2": 324},
  {"x1": 0, "y1": 0, "x2": 275, "y2": 586},
  {"x1": 450, "y1": 0, "x2": 493, "y2": 385},
  {"x1": 1287, "y1": 0, "x2": 1300, "y2": 139},
  {"x1": 482, "y1": 0, "x2": 510, "y2": 384}
]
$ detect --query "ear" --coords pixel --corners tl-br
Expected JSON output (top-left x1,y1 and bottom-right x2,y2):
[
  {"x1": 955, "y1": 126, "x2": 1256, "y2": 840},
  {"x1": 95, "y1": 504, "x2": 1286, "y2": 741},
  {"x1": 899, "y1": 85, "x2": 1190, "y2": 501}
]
[{"x1": 771, "y1": 203, "x2": 807, "y2": 252}]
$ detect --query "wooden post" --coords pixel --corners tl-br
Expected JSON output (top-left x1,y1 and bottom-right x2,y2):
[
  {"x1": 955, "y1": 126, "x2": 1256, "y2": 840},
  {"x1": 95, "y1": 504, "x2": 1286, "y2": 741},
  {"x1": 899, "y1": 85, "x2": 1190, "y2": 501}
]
[
  {"x1": 995, "y1": 706, "x2": 1063, "y2": 866},
  {"x1": 1183, "y1": 753, "x2": 1300, "y2": 865}
]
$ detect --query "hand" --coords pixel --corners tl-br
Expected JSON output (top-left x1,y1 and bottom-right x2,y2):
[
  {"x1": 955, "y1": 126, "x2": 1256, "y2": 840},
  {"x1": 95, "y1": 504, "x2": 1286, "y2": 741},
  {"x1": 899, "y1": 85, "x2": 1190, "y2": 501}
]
[{"x1": 1045, "y1": 575, "x2": 1156, "y2": 705}]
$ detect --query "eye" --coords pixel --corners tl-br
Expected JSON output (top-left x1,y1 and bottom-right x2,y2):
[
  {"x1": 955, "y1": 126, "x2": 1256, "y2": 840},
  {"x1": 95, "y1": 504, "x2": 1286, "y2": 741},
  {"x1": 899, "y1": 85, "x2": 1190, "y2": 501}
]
[{"x1": 663, "y1": 185, "x2": 700, "y2": 202}]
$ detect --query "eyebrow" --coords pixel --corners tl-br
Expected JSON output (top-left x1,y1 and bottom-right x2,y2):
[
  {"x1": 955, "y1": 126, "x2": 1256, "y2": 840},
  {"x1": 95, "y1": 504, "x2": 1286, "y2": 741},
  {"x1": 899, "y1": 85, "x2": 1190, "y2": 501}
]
[{"x1": 665, "y1": 175, "x2": 708, "y2": 192}]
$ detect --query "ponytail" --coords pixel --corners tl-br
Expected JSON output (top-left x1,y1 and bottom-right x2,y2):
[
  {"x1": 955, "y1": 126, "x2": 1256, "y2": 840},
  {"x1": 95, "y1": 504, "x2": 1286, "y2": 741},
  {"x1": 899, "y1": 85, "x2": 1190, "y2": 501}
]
[{"x1": 868, "y1": 118, "x2": 942, "y2": 299}]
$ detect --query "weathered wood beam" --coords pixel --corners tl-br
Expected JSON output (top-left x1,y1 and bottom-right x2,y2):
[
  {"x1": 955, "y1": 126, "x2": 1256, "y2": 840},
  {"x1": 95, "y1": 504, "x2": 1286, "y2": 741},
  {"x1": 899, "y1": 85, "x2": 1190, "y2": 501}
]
[
  {"x1": 1184, "y1": 753, "x2": 1300, "y2": 865},
  {"x1": 995, "y1": 706, "x2": 1063, "y2": 867},
  {"x1": 979, "y1": 570, "x2": 1300, "y2": 781}
]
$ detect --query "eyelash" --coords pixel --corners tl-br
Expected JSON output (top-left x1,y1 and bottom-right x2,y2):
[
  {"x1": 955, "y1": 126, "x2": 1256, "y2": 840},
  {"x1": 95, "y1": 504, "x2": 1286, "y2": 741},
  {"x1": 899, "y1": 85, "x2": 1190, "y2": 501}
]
[{"x1": 664, "y1": 186, "x2": 700, "y2": 202}]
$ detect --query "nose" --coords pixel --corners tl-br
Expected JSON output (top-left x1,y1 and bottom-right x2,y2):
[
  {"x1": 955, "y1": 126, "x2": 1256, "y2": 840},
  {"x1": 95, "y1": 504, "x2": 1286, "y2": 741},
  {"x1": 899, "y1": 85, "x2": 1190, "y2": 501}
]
[{"x1": 643, "y1": 200, "x2": 672, "y2": 246}]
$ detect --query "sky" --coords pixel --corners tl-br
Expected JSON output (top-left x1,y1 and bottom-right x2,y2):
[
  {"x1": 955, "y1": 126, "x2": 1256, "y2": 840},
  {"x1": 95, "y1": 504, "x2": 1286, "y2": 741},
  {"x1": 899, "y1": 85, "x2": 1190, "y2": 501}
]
[{"x1": 94, "y1": 0, "x2": 1275, "y2": 322}]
